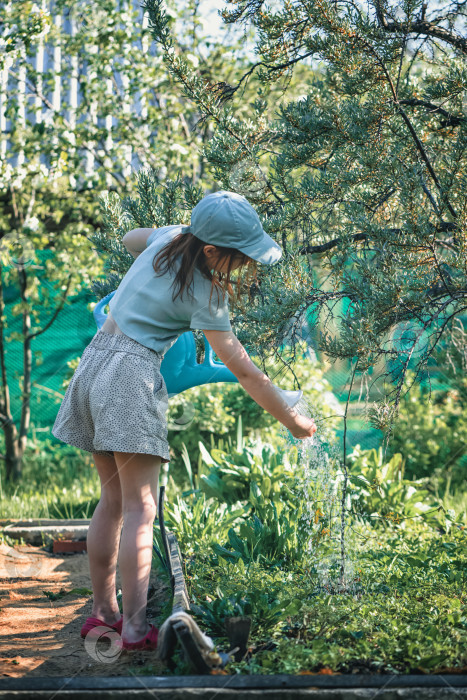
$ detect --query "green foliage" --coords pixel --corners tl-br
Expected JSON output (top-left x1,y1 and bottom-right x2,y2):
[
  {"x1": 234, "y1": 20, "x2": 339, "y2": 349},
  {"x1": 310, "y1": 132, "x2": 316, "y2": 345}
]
[
  {"x1": 212, "y1": 504, "x2": 303, "y2": 567},
  {"x1": 388, "y1": 379, "x2": 467, "y2": 482},
  {"x1": 164, "y1": 492, "x2": 246, "y2": 557},
  {"x1": 348, "y1": 445, "x2": 442, "y2": 525},
  {"x1": 161, "y1": 415, "x2": 467, "y2": 675},
  {"x1": 1, "y1": 424, "x2": 466, "y2": 675},
  {"x1": 2, "y1": 0, "x2": 237, "y2": 192},
  {"x1": 434, "y1": 319, "x2": 467, "y2": 404},
  {"x1": 191, "y1": 583, "x2": 301, "y2": 638},
  {"x1": 184, "y1": 519, "x2": 467, "y2": 674},
  {"x1": 347, "y1": 445, "x2": 466, "y2": 534},
  {"x1": 166, "y1": 424, "x2": 305, "y2": 566},
  {"x1": 197, "y1": 437, "x2": 297, "y2": 508},
  {"x1": 0, "y1": 436, "x2": 99, "y2": 519}
]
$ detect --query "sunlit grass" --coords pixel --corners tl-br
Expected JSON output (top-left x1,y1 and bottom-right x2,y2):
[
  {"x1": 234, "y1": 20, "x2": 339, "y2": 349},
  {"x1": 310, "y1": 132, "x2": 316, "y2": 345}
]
[{"x1": 0, "y1": 437, "x2": 100, "y2": 520}]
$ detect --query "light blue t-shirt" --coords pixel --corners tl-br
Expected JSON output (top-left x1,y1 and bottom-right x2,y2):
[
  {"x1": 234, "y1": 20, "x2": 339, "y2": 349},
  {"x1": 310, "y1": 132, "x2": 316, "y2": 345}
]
[{"x1": 108, "y1": 225, "x2": 232, "y2": 355}]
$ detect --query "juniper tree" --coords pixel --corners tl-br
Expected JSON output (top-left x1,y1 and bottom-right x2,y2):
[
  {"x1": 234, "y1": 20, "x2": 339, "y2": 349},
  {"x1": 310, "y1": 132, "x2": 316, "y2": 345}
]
[{"x1": 139, "y1": 0, "x2": 466, "y2": 437}]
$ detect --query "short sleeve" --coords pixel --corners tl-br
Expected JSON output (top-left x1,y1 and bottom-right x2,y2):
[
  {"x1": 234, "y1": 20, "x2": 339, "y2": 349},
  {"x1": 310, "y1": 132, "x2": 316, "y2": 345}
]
[
  {"x1": 146, "y1": 224, "x2": 185, "y2": 249},
  {"x1": 190, "y1": 288, "x2": 232, "y2": 331},
  {"x1": 146, "y1": 228, "x2": 162, "y2": 247}
]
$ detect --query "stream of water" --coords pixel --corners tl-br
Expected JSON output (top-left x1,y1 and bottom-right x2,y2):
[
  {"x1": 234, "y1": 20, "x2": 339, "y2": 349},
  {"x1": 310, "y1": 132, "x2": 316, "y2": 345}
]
[{"x1": 279, "y1": 395, "x2": 361, "y2": 595}]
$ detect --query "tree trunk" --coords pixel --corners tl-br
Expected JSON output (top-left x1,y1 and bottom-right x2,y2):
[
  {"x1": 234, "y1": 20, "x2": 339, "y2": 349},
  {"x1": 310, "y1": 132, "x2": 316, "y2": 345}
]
[
  {"x1": 0, "y1": 264, "x2": 24, "y2": 482},
  {"x1": 3, "y1": 417, "x2": 21, "y2": 482},
  {"x1": 18, "y1": 266, "x2": 31, "y2": 464},
  {"x1": 0, "y1": 263, "x2": 30, "y2": 482}
]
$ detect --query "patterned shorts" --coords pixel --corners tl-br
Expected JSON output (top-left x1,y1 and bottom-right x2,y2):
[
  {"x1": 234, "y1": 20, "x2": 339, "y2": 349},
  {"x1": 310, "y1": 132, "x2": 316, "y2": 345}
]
[{"x1": 52, "y1": 329, "x2": 170, "y2": 463}]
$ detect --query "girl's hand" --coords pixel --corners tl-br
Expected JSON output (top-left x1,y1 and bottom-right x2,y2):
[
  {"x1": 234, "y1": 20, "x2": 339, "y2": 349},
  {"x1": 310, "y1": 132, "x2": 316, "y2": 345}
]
[{"x1": 287, "y1": 414, "x2": 317, "y2": 440}]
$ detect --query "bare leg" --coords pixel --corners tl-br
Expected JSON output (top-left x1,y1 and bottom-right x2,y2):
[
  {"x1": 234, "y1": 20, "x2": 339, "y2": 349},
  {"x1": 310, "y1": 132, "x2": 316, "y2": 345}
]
[
  {"x1": 87, "y1": 452, "x2": 123, "y2": 624},
  {"x1": 114, "y1": 451, "x2": 161, "y2": 643}
]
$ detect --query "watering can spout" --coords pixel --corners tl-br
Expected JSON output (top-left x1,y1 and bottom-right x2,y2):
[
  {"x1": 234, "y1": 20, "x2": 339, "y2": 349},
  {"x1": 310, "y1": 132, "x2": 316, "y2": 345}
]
[{"x1": 272, "y1": 384, "x2": 303, "y2": 409}]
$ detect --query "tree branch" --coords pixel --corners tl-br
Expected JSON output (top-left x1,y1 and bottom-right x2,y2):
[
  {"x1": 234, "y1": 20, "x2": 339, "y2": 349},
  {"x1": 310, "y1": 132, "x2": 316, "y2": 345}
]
[
  {"x1": 299, "y1": 221, "x2": 458, "y2": 255},
  {"x1": 210, "y1": 49, "x2": 315, "y2": 104},
  {"x1": 374, "y1": 1, "x2": 467, "y2": 54},
  {"x1": 299, "y1": 232, "x2": 368, "y2": 254},
  {"x1": 356, "y1": 39, "x2": 458, "y2": 220},
  {"x1": 27, "y1": 274, "x2": 74, "y2": 341},
  {"x1": 399, "y1": 99, "x2": 466, "y2": 128}
]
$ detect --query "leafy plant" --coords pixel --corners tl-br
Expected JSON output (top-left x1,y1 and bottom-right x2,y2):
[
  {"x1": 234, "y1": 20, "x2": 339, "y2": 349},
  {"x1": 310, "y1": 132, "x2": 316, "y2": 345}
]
[
  {"x1": 185, "y1": 425, "x2": 309, "y2": 566},
  {"x1": 197, "y1": 423, "x2": 299, "y2": 509},
  {"x1": 348, "y1": 446, "x2": 438, "y2": 525},
  {"x1": 191, "y1": 584, "x2": 301, "y2": 637},
  {"x1": 212, "y1": 503, "x2": 303, "y2": 567},
  {"x1": 164, "y1": 491, "x2": 246, "y2": 557}
]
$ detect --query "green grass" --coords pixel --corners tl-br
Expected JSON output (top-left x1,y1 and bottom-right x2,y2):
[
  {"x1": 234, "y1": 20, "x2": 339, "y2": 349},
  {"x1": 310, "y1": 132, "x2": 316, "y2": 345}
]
[{"x1": 0, "y1": 438, "x2": 100, "y2": 520}]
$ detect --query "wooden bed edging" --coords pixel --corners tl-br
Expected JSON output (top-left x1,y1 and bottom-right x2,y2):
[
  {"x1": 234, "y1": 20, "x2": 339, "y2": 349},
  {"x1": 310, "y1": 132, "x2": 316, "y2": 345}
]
[
  {"x1": 167, "y1": 532, "x2": 189, "y2": 612},
  {"x1": 0, "y1": 672, "x2": 466, "y2": 700}
]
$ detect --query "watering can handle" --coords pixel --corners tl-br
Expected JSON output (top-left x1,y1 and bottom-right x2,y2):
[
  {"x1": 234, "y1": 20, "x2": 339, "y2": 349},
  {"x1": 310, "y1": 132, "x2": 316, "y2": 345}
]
[
  {"x1": 202, "y1": 335, "x2": 225, "y2": 368},
  {"x1": 93, "y1": 290, "x2": 116, "y2": 329},
  {"x1": 92, "y1": 290, "x2": 239, "y2": 395}
]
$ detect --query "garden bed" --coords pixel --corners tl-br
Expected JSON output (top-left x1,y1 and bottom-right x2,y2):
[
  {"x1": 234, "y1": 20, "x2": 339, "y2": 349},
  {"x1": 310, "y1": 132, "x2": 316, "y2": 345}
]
[
  {"x1": 160, "y1": 433, "x2": 467, "y2": 677},
  {"x1": 1, "y1": 426, "x2": 465, "y2": 684}
]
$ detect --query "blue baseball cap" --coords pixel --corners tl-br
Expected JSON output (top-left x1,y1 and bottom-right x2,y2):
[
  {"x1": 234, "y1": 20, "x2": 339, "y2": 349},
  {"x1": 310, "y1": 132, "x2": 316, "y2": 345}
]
[{"x1": 187, "y1": 190, "x2": 282, "y2": 265}]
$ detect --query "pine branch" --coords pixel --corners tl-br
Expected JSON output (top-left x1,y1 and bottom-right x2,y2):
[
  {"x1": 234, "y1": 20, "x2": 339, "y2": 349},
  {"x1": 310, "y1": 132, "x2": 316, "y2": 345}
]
[{"x1": 299, "y1": 219, "x2": 459, "y2": 253}]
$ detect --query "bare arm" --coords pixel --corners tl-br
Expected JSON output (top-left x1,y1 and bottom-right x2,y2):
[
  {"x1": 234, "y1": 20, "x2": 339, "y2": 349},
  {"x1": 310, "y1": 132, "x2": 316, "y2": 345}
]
[
  {"x1": 122, "y1": 228, "x2": 156, "y2": 257},
  {"x1": 203, "y1": 329, "x2": 316, "y2": 438}
]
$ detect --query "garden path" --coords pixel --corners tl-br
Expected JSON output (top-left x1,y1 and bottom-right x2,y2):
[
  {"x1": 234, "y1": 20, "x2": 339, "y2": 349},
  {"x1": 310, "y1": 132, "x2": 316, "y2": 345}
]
[{"x1": 0, "y1": 542, "x2": 167, "y2": 678}]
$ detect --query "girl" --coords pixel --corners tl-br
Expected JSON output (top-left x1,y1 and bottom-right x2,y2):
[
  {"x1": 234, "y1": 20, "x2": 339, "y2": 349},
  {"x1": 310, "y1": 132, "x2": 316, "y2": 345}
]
[{"x1": 52, "y1": 190, "x2": 316, "y2": 651}]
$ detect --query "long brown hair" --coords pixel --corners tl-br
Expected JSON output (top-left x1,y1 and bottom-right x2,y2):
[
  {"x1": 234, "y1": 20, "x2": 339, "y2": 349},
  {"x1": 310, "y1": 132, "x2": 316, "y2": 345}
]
[{"x1": 152, "y1": 229, "x2": 259, "y2": 311}]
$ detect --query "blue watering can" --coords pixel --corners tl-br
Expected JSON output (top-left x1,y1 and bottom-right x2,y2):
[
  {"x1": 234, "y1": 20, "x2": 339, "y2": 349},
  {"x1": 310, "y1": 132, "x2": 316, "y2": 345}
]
[{"x1": 93, "y1": 290, "x2": 240, "y2": 398}]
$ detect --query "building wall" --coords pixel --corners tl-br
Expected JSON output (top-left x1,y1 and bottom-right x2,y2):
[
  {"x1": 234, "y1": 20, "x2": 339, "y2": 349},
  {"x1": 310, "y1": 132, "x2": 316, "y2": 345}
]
[{"x1": 0, "y1": 0, "x2": 153, "y2": 187}]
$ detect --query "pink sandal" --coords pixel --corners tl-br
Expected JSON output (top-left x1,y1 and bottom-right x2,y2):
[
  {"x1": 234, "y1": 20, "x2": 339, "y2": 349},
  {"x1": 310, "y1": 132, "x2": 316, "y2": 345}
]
[
  {"x1": 80, "y1": 615, "x2": 123, "y2": 638},
  {"x1": 120, "y1": 623, "x2": 159, "y2": 650}
]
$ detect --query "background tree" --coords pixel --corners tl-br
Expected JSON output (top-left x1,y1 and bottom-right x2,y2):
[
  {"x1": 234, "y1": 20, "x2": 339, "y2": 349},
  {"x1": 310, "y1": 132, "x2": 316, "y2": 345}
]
[{"x1": 142, "y1": 0, "x2": 466, "y2": 441}]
